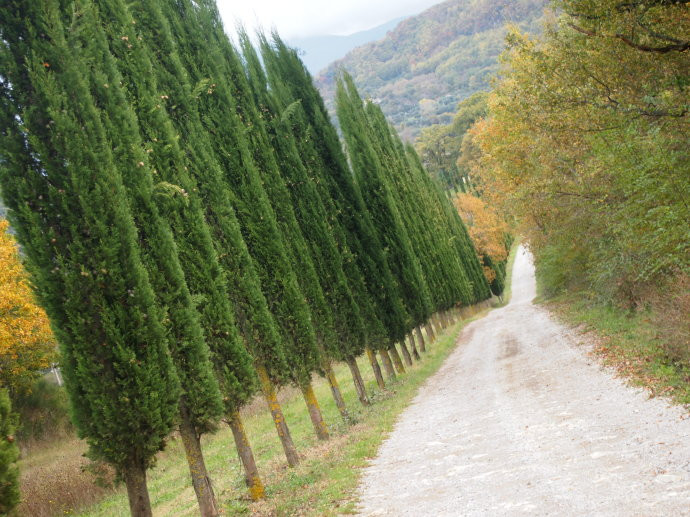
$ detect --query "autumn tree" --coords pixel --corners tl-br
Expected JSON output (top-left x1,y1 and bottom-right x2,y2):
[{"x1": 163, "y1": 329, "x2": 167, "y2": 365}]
[
  {"x1": 474, "y1": 0, "x2": 690, "y2": 303},
  {"x1": 453, "y1": 193, "x2": 509, "y2": 294},
  {"x1": 0, "y1": 219, "x2": 56, "y2": 394}
]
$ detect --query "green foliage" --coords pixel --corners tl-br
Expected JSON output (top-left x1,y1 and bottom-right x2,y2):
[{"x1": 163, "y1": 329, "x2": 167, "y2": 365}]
[
  {"x1": 317, "y1": 0, "x2": 545, "y2": 138},
  {"x1": 13, "y1": 378, "x2": 72, "y2": 445},
  {"x1": 476, "y1": 0, "x2": 690, "y2": 306},
  {"x1": 159, "y1": 0, "x2": 319, "y2": 386},
  {"x1": 0, "y1": 0, "x2": 180, "y2": 473},
  {"x1": 261, "y1": 34, "x2": 409, "y2": 348},
  {"x1": 416, "y1": 92, "x2": 488, "y2": 192},
  {"x1": 243, "y1": 32, "x2": 368, "y2": 362},
  {"x1": 0, "y1": 389, "x2": 19, "y2": 514}
]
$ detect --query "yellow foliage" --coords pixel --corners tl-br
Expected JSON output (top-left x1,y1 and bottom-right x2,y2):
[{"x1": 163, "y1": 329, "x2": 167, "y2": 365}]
[
  {"x1": 453, "y1": 193, "x2": 508, "y2": 283},
  {"x1": 0, "y1": 219, "x2": 56, "y2": 392}
]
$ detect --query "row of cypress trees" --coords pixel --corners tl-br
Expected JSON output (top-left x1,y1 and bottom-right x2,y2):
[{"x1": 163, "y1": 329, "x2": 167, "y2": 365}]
[{"x1": 0, "y1": 1, "x2": 491, "y2": 515}]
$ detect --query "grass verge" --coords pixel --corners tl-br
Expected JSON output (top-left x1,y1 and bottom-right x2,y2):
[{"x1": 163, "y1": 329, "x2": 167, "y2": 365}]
[
  {"x1": 544, "y1": 293, "x2": 690, "y2": 408},
  {"x1": 78, "y1": 310, "x2": 490, "y2": 516},
  {"x1": 495, "y1": 238, "x2": 521, "y2": 307}
]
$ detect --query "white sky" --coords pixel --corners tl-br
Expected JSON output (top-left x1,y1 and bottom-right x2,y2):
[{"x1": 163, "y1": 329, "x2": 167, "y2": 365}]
[{"x1": 217, "y1": 0, "x2": 443, "y2": 39}]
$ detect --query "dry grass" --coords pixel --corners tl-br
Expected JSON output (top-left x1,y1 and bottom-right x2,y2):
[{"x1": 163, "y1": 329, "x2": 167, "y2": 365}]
[
  {"x1": 18, "y1": 437, "x2": 117, "y2": 517},
  {"x1": 649, "y1": 272, "x2": 690, "y2": 368}
]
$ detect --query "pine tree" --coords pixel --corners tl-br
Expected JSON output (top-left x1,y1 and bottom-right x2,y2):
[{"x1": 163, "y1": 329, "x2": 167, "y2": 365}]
[
  {"x1": 0, "y1": 3, "x2": 180, "y2": 514},
  {"x1": 0, "y1": 389, "x2": 19, "y2": 515},
  {"x1": 261, "y1": 36, "x2": 409, "y2": 371}
]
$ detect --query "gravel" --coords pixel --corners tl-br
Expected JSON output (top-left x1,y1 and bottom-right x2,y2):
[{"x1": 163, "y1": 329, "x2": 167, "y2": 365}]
[{"x1": 356, "y1": 247, "x2": 690, "y2": 516}]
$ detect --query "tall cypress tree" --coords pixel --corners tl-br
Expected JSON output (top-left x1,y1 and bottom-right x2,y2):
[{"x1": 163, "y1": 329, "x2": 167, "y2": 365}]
[
  {"x1": 405, "y1": 143, "x2": 485, "y2": 306},
  {"x1": 157, "y1": 0, "x2": 320, "y2": 463},
  {"x1": 121, "y1": 0, "x2": 296, "y2": 476},
  {"x1": 364, "y1": 102, "x2": 481, "y2": 339},
  {"x1": 336, "y1": 74, "x2": 432, "y2": 343},
  {"x1": 261, "y1": 36, "x2": 409, "y2": 373},
  {"x1": 82, "y1": 0, "x2": 262, "y2": 508},
  {"x1": 0, "y1": 3, "x2": 180, "y2": 514},
  {"x1": 205, "y1": 27, "x2": 335, "y2": 435},
  {"x1": 241, "y1": 32, "x2": 371, "y2": 409}
]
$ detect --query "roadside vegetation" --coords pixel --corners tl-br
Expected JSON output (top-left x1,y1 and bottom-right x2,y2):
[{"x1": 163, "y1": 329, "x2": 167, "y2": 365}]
[{"x1": 452, "y1": 0, "x2": 689, "y2": 402}]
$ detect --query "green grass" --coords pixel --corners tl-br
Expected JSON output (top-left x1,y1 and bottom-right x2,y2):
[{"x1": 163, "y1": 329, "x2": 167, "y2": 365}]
[
  {"x1": 495, "y1": 237, "x2": 521, "y2": 307},
  {"x1": 543, "y1": 292, "x2": 690, "y2": 408},
  {"x1": 78, "y1": 311, "x2": 490, "y2": 516}
]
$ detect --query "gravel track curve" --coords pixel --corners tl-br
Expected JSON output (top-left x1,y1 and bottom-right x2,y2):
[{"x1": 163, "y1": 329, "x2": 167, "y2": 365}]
[{"x1": 356, "y1": 246, "x2": 690, "y2": 516}]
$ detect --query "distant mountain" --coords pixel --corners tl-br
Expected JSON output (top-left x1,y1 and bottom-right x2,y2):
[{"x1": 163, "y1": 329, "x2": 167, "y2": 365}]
[
  {"x1": 289, "y1": 17, "x2": 406, "y2": 75},
  {"x1": 316, "y1": 0, "x2": 546, "y2": 140}
]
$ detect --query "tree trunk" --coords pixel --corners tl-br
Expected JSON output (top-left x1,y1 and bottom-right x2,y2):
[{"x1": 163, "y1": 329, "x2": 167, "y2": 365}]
[
  {"x1": 256, "y1": 363, "x2": 300, "y2": 467},
  {"x1": 227, "y1": 409, "x2": 265, "y2": 501},
  {"x1": 178, "y1": 403, "x2": 219, "y2": 517},
  {"x1": 346, "y1": 356, "x2": 370, "y2": 406},
  {"x1": 415, "y1": 326, "x2": 426, "y2": 353},
  {"x1": 399, "y1": 339, "x2": 413, "y2": 366},
  {"x1": 124, "y1": 462, "x2": 152, "y2": 517},
  {"x1": 379, "y1": 349, "x2": 397, "y2": 380},
  {"x1": 325, "y1": 363, "x2": 351, "y2": 423},
  {"x1": 366, "y1": 347, "x2": 386, "y2": 390},
  {"x1": 408, "y1": 334, "x2": 421, "y2": 361},
  {"x1": 424, "y1": 322, "x2": 435, "y2": 344},
  {"x1": 300, "y1": 381, "x2": 330, "y2": 440},
  {"x1": 432, "y1": 313, "x2": 443, "y2": 335},
  {"x1": 389, "y1": 345, "x2": 406, "y2": 375}
]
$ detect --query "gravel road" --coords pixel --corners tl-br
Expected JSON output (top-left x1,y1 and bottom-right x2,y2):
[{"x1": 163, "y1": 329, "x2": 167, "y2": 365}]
[{"x1": 357, "y1": 246, "x2": 690, "y2": 516}]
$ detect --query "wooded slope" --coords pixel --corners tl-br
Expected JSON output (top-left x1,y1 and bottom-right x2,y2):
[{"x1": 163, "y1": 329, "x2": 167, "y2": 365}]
[{"x1": 316, "y1": 0, "x2": 545, "y2": 139}]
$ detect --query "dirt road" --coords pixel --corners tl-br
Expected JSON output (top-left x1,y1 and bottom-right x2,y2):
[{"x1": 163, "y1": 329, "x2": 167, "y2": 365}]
[{"x1": 357, "y1": 247, "x2": 690, "y2": 516}]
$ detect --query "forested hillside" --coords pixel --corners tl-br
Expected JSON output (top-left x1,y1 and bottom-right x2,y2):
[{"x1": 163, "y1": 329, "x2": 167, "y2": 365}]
[{"x1": 317, "y1": 0, "x2": 545, "y2": 139}]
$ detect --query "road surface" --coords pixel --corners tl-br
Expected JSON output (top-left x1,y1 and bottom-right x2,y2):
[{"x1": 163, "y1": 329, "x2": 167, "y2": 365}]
[{"x1": 357, "y1": 247, "x2": 690, "y2": 516}]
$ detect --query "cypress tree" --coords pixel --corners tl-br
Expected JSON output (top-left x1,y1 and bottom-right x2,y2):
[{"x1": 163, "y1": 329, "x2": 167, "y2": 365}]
[
  {"x1": 0, "y1": 389, "x2": 19, "y2": 514},
  {"x1": 336, "y1": 74, "x2": 432, "y2": 346},
  {"x1": 365, "y1": 104, "x2": 462, "y2": 318},
  {"x1": 404, "y1": 144, "x2": 486, "y2": 306},
  {"x1": 242, "y1": 32, "x2": 371, "y2": 409},
  {"x1": 123, "y1": 0, "x2": 296, "y2": 477},
  {"x1": 0, "y1": 3, "x2": 180, "y2": 514},
  {"x1": 84, "y1": 0, "x2": 263, "y2": 507},
  {"x1": 208, "y1": 29, "x2": 336, "y2": 432},
  {"x1": 158, "y1": 0, "x2": 320, "y2": 460},
  {"x1": 261, "y1": 36, "x2": 409, "y2": 372}
]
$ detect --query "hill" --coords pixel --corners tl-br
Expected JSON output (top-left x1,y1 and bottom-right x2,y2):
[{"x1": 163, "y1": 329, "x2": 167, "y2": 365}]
[
  {"x1": 316, "y1": 0, "x2": 545, "y2": 140},
  {"x1": 289, "y1": 17, "x2": 406, "y2": 74}
]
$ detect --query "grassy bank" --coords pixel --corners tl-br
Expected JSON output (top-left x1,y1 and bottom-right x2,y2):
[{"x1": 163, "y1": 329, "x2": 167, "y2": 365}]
[
  {"x1": 544, "y1": 293, "x2": 690, "y2": 408},
  {"x1": 75, "y1": 308, "x2": 489, "y2": 517}
]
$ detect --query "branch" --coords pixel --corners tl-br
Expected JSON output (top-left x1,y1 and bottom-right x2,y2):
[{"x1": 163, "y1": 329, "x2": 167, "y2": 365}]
[{"x1": 567, "y1": 22, "x2": 690, "y2": 53}]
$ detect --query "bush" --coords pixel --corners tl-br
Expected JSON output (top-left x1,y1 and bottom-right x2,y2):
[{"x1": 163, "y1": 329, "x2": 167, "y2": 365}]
[
  {"x1": 0, "y1": 388, "x2": 19, "y2": 514},
  {"x1": 650, "y1": 273, "x2": 690, "y2": 369},
  {"x1": 13, "y1": 378, "x2": 72, "y2": 452}
]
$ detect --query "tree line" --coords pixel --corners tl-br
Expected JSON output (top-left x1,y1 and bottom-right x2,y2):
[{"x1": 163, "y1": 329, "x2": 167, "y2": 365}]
[
  {"x1": 0, "y1": 1, "x2": 500, "y2": 515},
  {"x1": 466, "y1": 0, "x2": 688, "y2": 307}
]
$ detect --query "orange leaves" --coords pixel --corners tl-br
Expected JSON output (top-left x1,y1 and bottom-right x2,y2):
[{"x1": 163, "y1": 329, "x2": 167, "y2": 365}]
[
  {"x1": 453, "y1": 193, "x2": 508, "y2": 284},
  {"x1": 0, "y1": 219, "x2": 56, "y2": 392}
]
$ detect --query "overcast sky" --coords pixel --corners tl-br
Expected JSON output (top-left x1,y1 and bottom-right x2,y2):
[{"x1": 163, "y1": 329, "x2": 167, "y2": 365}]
[{"x1": 216, "y1": 0, "x2": 443, "y2": 39}]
